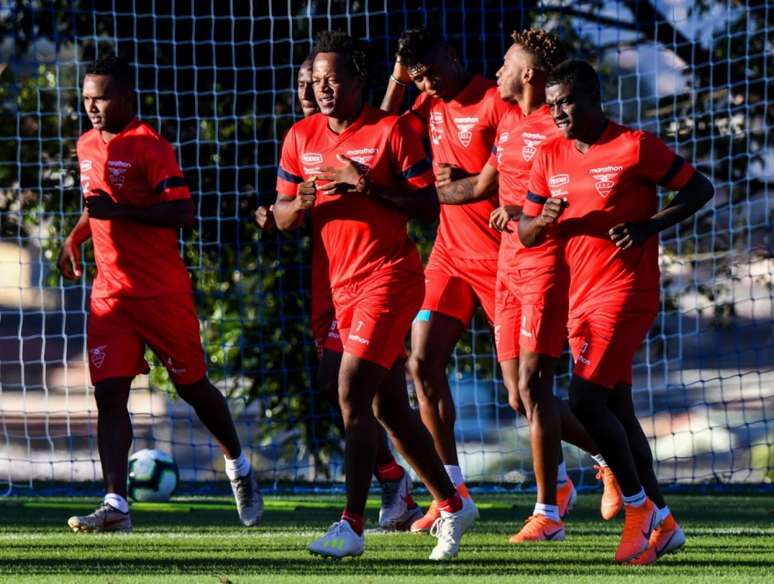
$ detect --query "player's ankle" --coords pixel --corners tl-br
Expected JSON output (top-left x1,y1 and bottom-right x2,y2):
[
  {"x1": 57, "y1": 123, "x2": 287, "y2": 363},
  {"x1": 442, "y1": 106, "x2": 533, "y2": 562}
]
[
  {"x1": 341, "y1": 511, "x2": 364, "y2": 535},
  {"x1": 103, "y1": 492, "x2": 129, "y2": 514},
  {"x1": 438, "y1": 493, "x2": 463, "y2": 514},
  {"x1": 376, "y1": 460, "x2": 404, "y2": 482}
]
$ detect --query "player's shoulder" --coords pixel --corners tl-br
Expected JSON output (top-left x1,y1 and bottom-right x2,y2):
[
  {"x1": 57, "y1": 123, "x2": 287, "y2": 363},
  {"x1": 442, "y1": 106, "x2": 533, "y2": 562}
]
[
  {"x1": 286, "y1": 113, "x2": 327, "y2": 141},
  {"x1": 76, "y1": 128, "x2": 100, "y2": 151},
  {"x1": 123, "y1": 119, "x2": 175, "y2": 154},
  {"x1": 536, "y1": 133, "x2": 567, "y2": 158}
]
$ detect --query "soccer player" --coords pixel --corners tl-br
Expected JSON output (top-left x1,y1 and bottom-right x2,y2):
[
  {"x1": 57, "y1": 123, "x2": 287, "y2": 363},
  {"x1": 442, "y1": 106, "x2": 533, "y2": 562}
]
[
  {"x1": 60, "y1": 55, "x2": 263, "y2": 532},
  {"x1": 381, "y1": 28, "x2": 513, "y2": 531},
  {"x1": 440, "y1": 30, "x2": 623, "y2": 541},
  {"x1": 520, "y1": 59, "x2": 713, "y2": 563},
  {"x1": 256, "y1": 57, "x2": 420, "y2": 531},
  {"x1": 274, "y1": 31, "x2": 477, "y2": 560}
]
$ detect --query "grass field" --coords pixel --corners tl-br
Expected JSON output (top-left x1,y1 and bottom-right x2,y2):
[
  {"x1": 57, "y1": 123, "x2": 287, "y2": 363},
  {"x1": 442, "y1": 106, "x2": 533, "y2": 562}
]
[{"x1": 1, "y1": 492, "x2": 772, "y2": 583}]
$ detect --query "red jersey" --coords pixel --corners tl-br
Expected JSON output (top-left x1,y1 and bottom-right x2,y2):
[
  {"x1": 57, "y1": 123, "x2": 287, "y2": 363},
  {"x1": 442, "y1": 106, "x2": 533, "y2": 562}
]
[
  {"x1": 276, "y1": 105, "x2": 434, "y2": 288},
  {"x1": 488, "y1": 104, "x2": 561, "y2": 272},
  {"x1": 77, "y1": 118, "x2": 192, "y2": 298},
  {"x1": 524, "y1": 122, "x2": 695, "y2": 313},
  {"x1": 410, "y1": 75, "x2": 515, "y2": 260}
]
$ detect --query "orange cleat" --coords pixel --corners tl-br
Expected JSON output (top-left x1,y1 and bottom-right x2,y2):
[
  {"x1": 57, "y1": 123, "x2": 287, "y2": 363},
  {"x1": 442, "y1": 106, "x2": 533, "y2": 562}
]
[
  {"x1": 615, "y1": 498, "x2": 657, "y2": 563},
  {"x1": 456, "y1": 483, "x2": 473, "y2": 500},
  {"x1": 508, "y1": 514, "x2": 565, "y2": 543},
  {"x1": 595, "y1": 465, "x2": 623, "y2": 520},
  {"x1": 557, "y1": 477, "x2": 577, "y2": 518},
  {"x1": 410, "y1": 499, "x2": 440, "y2": 533},
  {"x1": 629, "y1": 512, "x2": 686, "y2": 565}
]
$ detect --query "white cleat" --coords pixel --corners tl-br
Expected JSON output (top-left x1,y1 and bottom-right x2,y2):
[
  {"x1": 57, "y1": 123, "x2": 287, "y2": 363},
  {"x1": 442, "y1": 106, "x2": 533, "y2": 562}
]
[
  {"x1": 67, "y1": 503, "x2": 132, "y2": 533},
  {"x1": 230, "y1": 470, "x2": 264, "y2": 526},
  {"x1": 308, "y1": 520, "x2": 365, "y2": 558},
  {"x1": 378, "y1": 471, "x2": 422, "y2": 531},
  {"x1": 428, "y1": 496, "x2": 478, "y2": 561}
]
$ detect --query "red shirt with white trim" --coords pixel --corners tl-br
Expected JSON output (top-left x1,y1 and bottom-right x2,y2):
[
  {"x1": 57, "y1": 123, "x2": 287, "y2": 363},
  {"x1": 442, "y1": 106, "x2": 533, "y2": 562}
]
[
  {"x1": 488, "y1": 104, "x2": 561, "y2": 271},
  {"x1": 410, "y1": 75, "x2": 516, "y2": 260},
  {"x1": 524, "y1": 122, "x2": 695, "y2": 312},
  {"x1": 77, "y1": 118, "x2": 192, "y2": 298},
  {"x1": 276, "y1": 105, "x2": 434, "y2": 288}
]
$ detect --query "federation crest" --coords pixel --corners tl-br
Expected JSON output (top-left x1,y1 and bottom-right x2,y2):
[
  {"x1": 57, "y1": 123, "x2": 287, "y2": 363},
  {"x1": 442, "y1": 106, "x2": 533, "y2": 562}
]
[
  {"x1": 89, "y1": 345, "x2": 108, "y2": 369},
  {"x1": 589, "y1": 165, "x2": 623, "y2": 197},
  {"x1": 522, "y1": 139, "x2": 540, "y2": 161},
  {"x1": 453, "y1": 117, "x2": 478, "y2": 148},
  {"x1": 107, "y1": 160, "x2": 131, "y2": 189}
]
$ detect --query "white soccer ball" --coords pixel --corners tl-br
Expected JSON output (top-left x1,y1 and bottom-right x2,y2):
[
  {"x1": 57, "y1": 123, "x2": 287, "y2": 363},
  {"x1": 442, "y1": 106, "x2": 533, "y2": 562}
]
[{"x1": 127, "y1": 448, "x2": 179, "y2": 502}]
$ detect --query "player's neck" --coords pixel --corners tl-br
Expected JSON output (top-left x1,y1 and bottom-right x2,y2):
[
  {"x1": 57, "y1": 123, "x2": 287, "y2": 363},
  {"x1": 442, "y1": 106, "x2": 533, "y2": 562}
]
[
  {"x1": 99, "y1": 115, "x2": 136, "y2": 144},
  {"x1": 573, "y1": 115, "x2": 609, "y2": 154},
  {"x1": 326, "y1": 102, "x2": 364, "y2": 134},
  {"x1": 447, "y1": 70, "x2": 473, "y2": 101},
  {"x1": 517, "y1": 85, "x2": 545, "y2": 116}
]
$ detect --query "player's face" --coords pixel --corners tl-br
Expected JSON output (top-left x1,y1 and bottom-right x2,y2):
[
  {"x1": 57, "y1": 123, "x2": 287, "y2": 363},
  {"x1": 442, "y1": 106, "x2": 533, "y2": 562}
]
[
  {"x1": 409, "y1": 48, "x2": 456, "y2": 101},
  {"x1": 82, "y1": 74, "x2": 132, "y2": 134},
  {"x1": 296, "y1": 63, "x2": 317, "y2": 118},
  {"x1": 312, "y1": 52, "x2": 363, "y2": 119},
  {"x1": 496, "y1": 44, "x2": 529, "y2": 101},
  {"x1": 546, "y1": 82, "x2": 596, "y2": 139}
]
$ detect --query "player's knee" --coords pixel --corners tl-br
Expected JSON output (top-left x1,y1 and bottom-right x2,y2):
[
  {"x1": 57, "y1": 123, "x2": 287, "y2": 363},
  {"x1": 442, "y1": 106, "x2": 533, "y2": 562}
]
[
  {"x1": 407, "y1": 354, "x2": 443, "y2": 402},
  {"x1": 568, "y1": 378, "x2": 600, "y2": 425},
  {"x1": 175, "y1": 376, "x2": 212, "y2": 405},
  {"x1": 94, "y1": 378, "x2": 131, "y2": 410}
]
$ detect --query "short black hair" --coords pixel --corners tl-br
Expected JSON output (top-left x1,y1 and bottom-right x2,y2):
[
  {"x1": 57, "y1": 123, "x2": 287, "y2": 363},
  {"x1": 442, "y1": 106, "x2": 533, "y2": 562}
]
[
  {"x1": 311, "y1": 31, "x2": 367, "y2": 84},
  {"x1": 396, "y1": 28, "x2": 441, "y2": 69},
  {"x1": 546, "y1": 59, "x2": 601, "y2": 105},
  {"x1": 85, "y1": 54, "x2": 133, "y2": 90}
]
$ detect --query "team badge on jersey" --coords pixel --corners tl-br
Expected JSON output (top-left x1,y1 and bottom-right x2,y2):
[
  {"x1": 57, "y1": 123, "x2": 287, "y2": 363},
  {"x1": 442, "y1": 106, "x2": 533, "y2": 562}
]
[
  {"x1": 429, "y1": 112, "x2": 444, "y2": 145},
  {"x1": 521, "y1": 132, "x2": 546, "y2": 162},
  {"x1": 453, "y1": 117, "x2": 478, "y2": 148},
  {"x1": 589, "y1": 165, "x2": 623, "y2": 198},
  {"x1": 107, "y1": 160, "x2": 131, "y2": 189},
  {"x1": 89, "y1": 345, "x2": 108, "y2": 369}
]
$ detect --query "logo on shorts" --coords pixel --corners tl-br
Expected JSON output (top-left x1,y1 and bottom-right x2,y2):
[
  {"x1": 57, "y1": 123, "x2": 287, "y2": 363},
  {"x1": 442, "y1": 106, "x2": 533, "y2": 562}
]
[
  {"x1": 520, "y1": 316, "x2": 533, "y2": 338},
  {"x1": 165, "y1": 356, "x2": 187, "y2": 375},
  {"x1": 575, "y1": 340, "x2": 592, "y2": 365},
  {"x1": 107, "y1": 160, "x2": 131, "y2": 189},
  {"x1": 521, "y1": 132, "x2": 546, "y2": 162},
  {"x1": 494, "y1": 324, "x2": 502, "y2": 346},
  {"x1": 327, "y1": 319, "x2": 341, "y2": 340},
  {"x1": 89, "y1": 345, "x2": 108, "y2": 369},
  {"x1": 348, "y1": 333, "x2": 370, "y2": 346},
  {"x1": 302, "y1": 152, "x2": 323, "y2": 164},
  {"x1": 453, "y1": 117, "x2": 478, "y2": 148},
  {"x1": 429, "y1": 112, "x2": 444, "y2": 145},
  {"x1": 589, "y1": 165, "x2": 623, "y2": 197}
]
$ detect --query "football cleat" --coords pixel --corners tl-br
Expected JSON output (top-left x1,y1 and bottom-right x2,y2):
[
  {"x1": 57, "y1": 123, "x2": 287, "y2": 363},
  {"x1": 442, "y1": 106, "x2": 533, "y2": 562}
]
[
  {"x1": 595, "y1": 465, "x2": 623, "y2": 520},
  {"x1": 308, "y1": 520, "x2": 365, "y2": 558},
  {"x1": 615, "y1": 498, "x2": 657, "y2": 563},
  {"x1": 428, "y1": 496, "x2": 478, "y2": 560},
  {"x1": 557, "y1": 477, "x2": 577, "y2": 518},
  {"x1": 230, "y1": 470, "x2": 264, "y2": 526},
  {"x1": 508, "y1": 514, "x2": 566, "y2": 543},
  {"x1": 67, "y1": 503, "x2": 132, "y2": 533},
  {"x1": 410, "y1": 499, "x2": 440, "y2": 533},
  {"x1": 628, "y1": 512, "x2": 686, "y2": 565},
  {"x1": 378, "y1": 471, "x2": 422, "y2": 530}
]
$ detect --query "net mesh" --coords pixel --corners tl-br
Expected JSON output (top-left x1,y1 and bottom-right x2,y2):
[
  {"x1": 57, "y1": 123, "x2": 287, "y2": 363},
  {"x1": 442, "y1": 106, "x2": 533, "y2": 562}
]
[{"x1": 0, "y1": 0, "x2": 771, "y2": 493}]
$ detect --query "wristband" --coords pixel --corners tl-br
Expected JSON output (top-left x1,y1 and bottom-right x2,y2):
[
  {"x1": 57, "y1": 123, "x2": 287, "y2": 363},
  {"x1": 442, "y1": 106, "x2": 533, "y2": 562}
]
[{"x1": 390, "y1": 74, "x2": 410, "y2": 87}]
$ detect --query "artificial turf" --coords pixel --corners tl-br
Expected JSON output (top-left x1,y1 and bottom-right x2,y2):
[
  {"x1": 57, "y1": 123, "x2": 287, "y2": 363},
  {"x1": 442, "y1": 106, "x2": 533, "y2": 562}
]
[{"x1": 0, "y1": 492, "x2": 771, "y2": 583}]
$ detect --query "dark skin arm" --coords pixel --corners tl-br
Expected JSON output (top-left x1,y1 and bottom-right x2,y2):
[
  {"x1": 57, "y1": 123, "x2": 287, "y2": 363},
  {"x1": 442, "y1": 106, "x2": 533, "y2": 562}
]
[
  {"x1": 57, "y1": 209, "x2": 92, "y2": 280},
  {"x1": 255, "y1": 204, "x2": 275, "y2": 230},
  {"x1": 609, "y1": 171, "x2": 714, "y2": 249},
  {"x1": 273, "y1": 180, "x2": 315, "y2": 231},
  {"x1": 489, "y1": 204, "x2": 522, "y2": 233},
  {"x1": 435, "y1": 162, "x2": 499, "y2": 205},
  {"x1": 380, "y1": 59, "x2": 412, "y2": 115},
  {"x1": 316, "y1": 155, "x2": 440, "y2": 224},
  {"x1": 518, "y1": 197, "x2": 567, "y2": 247},
  {"x1": 85, "y1": 189, "x2": 194, "y2": 229}
]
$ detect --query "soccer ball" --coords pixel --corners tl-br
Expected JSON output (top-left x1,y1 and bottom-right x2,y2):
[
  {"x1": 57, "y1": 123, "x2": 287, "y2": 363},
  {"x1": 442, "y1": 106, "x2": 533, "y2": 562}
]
[{"x1": 127, "y1": 448, "x2": 179, "y2": 502}]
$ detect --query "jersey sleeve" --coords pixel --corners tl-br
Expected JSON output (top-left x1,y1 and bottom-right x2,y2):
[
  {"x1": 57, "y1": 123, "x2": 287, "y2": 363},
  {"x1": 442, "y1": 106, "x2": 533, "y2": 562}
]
[
  {"x1": 637, "y1": 131, "x2": 695, "y2": 191},
  {"x1": 408, "y1": 91, "x2": 432, "y2": 128},
  {"x1": 142, "y1": 137, "x2": 190, "y2": 202},
  {"x1": 523, "y1": 146, "x2": 550, "y2": 217},
  {"x1": 389, "y1": 115, "x2": 435, "y2": 190},
  {"x1": 276, "y1": 126, "x2": 304, "y2": 198}
]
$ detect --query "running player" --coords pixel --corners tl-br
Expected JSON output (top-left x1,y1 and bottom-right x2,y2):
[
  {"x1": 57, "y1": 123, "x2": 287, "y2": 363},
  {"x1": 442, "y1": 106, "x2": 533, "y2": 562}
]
[
  {"x1": 441, "y1": 30, "x2": 623, "y2": 540},
  {"x1": 382, "y1": 28, "x2": 514, "y2": 531},
  {"x1": 520, "y1": 59, "x2": 713, "y2": 563},
  {"x1": 60, "y1": 55, "x2": 263, "y2": 532},
  {"x1": 274, "y1": 31, "x2": 477, "y2": 560},
  {"x1": 257, "y1": 57, "x2": 420, "y2": 531}
]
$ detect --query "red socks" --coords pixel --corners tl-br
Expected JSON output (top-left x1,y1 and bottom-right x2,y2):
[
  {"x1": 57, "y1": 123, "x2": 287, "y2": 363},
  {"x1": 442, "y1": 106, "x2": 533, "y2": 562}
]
[
  {"x1": 376, "y1": 460, "x2": 404, "y2": 482},
  {"x1": 438, "y1": 493, "x2": 463, "y2": 514},
  {"x1": 341, "y1": 511, "x2": 364, "y2": 535}
]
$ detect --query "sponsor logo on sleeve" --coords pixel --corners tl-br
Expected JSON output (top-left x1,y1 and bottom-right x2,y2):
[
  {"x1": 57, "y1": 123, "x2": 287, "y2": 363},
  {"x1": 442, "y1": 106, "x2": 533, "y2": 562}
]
[{"x1": 548, "y1": 173, "x2": 570, "y2": 197}]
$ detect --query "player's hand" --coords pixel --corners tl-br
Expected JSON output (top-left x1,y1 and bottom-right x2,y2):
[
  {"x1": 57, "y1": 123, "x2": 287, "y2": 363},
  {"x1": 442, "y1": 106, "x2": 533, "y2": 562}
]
[
  {"x1": 317, "y1": 155, "x2": 369, "y2": 195},
  {"x1": 255, "y1": 205, "x2": 275, "y2": 230},
  {"x1": 489, "y1": 205, "x2": 521, "y2": 233},
  {"x1": 391, "y1": 57, "x2": 412, "y2": 85},
  {"x1": 84, "y1": 190, "x2": 119, "y2": 219},
  {"x1": 537, "y1": 197, "x2": 567, "y2": 226},
  {"x1": 295, "y1": 180, "x2": 317, "y2": 211},
  {"x1": 57, "y1": 236, "x2": 82, "y2": 280},
  {"x1": 609, "y1": 221, "x2": 652, "y2": 250}
]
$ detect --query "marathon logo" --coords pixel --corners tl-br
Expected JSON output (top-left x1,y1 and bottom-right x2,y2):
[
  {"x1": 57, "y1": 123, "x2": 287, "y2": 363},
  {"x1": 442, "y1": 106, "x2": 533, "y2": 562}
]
[
  {"x1": 589, "y1": 165, "x2": 623, "y2": 198},
  {"x1": 345, "y1": 147, "x2": 378, "y2": 166},
  {"x1": 521, "y1": 132, "x2": 546, "y2": 162},
  {"x1": 302, "y1": 152, "x2": 323, "y2": 164},
  {"x1": 453, "y1": 117, "x2": 478, "y2": 148},
  {"x1": 348, "y1": 333, "x2": 370, "y2": 346},
  {"x1": 107, "y1": 160, "x2": 131, "y2": 189}
]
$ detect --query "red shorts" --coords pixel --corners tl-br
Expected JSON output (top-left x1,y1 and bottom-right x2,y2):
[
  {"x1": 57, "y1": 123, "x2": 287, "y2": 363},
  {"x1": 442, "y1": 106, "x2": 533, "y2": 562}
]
[
  {"x1": 494, "y1": 268, "x2": 568, "y2": 362},
  {"x1": 315, "y1": 315, "x2": 344, "y2": 358},
  {"x1": 568, "y1": 306, "x2": 656, "y2": 389},
  {"x1": 332, "y1": 269, "x2": 423, "y2": 369},
  {"x1": 421, "y1": 245, "x2": 497, "y2": 326},
  {"x1": 87, "y1": 294, "x2": 207, "y2": 385}
]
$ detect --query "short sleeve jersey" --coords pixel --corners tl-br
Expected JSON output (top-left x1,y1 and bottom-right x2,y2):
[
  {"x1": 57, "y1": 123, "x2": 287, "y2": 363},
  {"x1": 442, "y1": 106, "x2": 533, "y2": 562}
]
[
  {"x1": 276, "y1": 105, "x2": 434, "y2": 288},
  {"x1": 488, "y1": 104, "x2": 561, "y2": 272},
  {"x1": 410, "y1": 75, "x2": 516, "y2": 260},
  {"x1": 77, "y1": 118, "x2": 192, "y2": 298},
  {"x1": 524, "y1": 122, "x2": 695, "y2": 313}
]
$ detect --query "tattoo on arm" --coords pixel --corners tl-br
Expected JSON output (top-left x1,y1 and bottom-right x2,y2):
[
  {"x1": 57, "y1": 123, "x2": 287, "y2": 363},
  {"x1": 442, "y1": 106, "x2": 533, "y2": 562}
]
[{"x1": 437, "y1": 176, "x2": 478, "y2": 204}]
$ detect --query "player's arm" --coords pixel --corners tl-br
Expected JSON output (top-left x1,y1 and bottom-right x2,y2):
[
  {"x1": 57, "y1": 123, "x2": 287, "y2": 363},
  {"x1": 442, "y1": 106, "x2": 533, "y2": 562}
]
[
  {"x1": 58, "y1": 208, "x2": 91, "y2": 280},
  {"x1": 489, "y1": 204, "x2": 522, "y2": 233},
  {"x1": 518, "y1": 195, "x2": 566, "y2": 247},
  {"x1": 85, "y1": 190, "x2": 194, "y2": 228},
  {"x1": 609, "y1": 171, "x2": 714, "y2": 250},
  {"x1": 436, "y1": 162, "x2": 498, "y2": 205},
  {"x1": 380, "y1": 59, "x2": 412, "y2": 114},
  {"x1": 255, "y1": 205, "x2": 275, "y2": 230},
  {"x1": 273, "y1": 181, "x2": 316, "y2": 231}
]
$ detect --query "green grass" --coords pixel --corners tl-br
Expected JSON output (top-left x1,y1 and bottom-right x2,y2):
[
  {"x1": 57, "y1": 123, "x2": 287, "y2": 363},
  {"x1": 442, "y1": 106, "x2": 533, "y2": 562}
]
[{"x1": 1, "y1": 493, "x2": 772, "y2": 583}]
